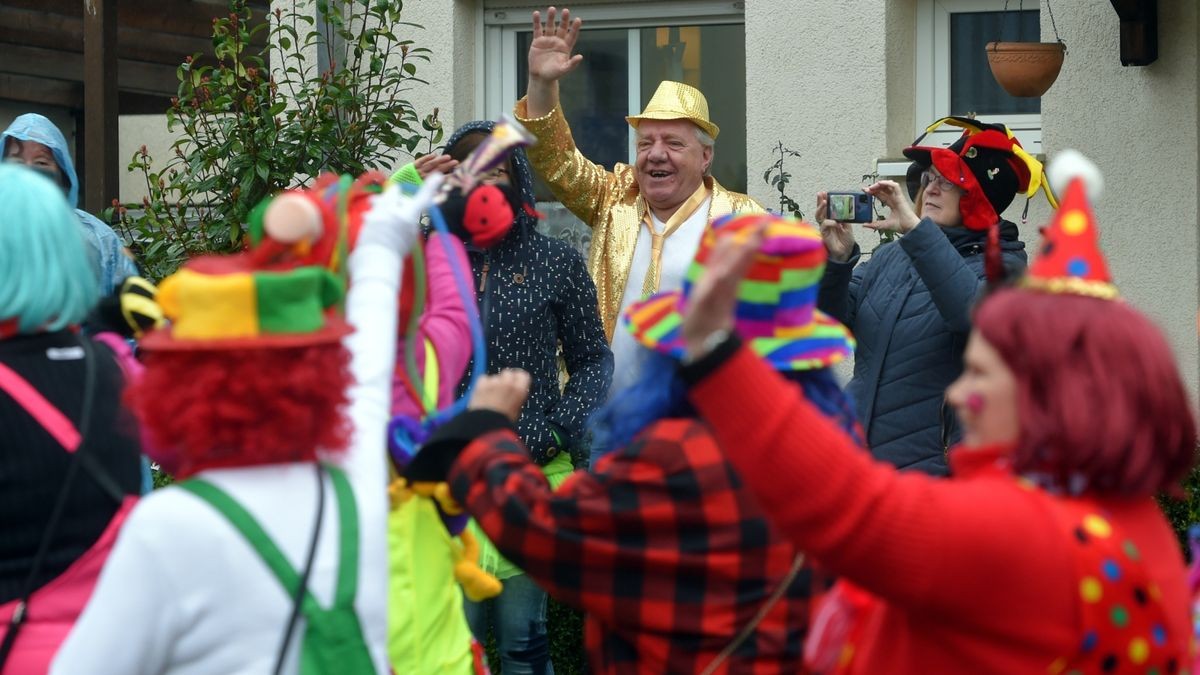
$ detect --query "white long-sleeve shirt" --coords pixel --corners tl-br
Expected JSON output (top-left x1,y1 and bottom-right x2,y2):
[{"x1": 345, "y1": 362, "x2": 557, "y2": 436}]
[{"x1": 52, "y1": 243, "x2": 405, "y2": 675}]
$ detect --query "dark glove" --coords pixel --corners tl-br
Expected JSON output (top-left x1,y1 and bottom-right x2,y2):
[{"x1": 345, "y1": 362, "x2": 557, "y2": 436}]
[
  {"x1": 84, "y1": 276, "x2": 164, "y2": 338},
  {"x1": 402, "y1": 408, "x2": 515, "y2": 483}
]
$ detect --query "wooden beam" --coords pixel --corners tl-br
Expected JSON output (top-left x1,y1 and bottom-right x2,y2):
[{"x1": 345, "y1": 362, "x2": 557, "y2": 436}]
[
  {"x1": 83, "y1": 0, "x2": 119, "y2": 214},
  {"x1": 0, "y1": 43, "x2": 180, "y2": 96},
  {"x1": 1, "y1": 0, "x2": 271, "y2": 41},
  {"x1": 0, "y1": 6, "x2": 214, "y2": 66},
  {"x1": 0, "y1": 73, "x2": 81, "y2": 108},
  {"x1": 119, "y1": 92, "x2": 174, "y2": 115},
  {"x1": 0, "y1": 42, "x2": 180, "y2": 95}
]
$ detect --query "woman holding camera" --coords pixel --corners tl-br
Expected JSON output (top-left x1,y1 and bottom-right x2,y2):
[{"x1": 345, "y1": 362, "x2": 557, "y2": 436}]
[{"x1": 817, "y1": 117, "x2": 1052, "y2": 476}]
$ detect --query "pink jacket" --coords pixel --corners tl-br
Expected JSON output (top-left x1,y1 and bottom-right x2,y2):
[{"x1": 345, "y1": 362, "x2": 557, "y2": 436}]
[{"x1": 390, "y1": 233, "x2": 475, "y2": 419}]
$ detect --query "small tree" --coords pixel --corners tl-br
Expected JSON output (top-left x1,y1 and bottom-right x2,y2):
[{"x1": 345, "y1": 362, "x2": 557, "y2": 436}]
[
  {"x1": 115, "y1": 0, "x2": 442, "y2": 279},
  {"x1": 762, "y1": 141, "x2": 804, "y2": 220}
]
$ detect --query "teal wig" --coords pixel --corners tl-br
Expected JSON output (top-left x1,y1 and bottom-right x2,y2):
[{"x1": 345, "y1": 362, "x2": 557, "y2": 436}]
[{"x1": 0, "y1": 164, "x2": 99, "y2": 332}]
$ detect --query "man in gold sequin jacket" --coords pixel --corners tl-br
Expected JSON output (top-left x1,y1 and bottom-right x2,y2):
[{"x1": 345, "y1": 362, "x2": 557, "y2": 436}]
[{"x1": 513, "y1": 8, "x2": 763, "y2": 375}]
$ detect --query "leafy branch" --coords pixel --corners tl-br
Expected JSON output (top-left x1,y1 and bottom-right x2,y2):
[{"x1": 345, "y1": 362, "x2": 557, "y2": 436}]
[
  {"x1": 761, "y1": 141, "x2": 804, "y2": 220},
  {"x1": 112, "y1": 0, "x2": 436, "y2": 280}
]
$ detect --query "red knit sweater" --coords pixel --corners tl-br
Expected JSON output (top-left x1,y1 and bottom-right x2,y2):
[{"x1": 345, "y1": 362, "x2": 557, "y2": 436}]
[{"x1": 690, "y1": 346, "x2": 1190, "y2": 674}]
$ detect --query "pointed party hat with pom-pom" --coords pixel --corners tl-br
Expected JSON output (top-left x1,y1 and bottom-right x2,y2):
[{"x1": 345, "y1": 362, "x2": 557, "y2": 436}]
[{"x1": 1020, "y1": 150, "x2": 1118, "y2": 300}]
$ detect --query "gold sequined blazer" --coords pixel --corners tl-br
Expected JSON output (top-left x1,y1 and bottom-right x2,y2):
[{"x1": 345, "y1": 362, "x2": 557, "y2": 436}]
[{"x1": 514, "y1": 98, "x2": 765, "y2": 341}]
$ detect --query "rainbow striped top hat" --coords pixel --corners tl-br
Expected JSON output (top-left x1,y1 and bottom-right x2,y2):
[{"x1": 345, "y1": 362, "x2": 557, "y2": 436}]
[{"x1": 623, "y1": 213, "x2": 855, "y2": 371}]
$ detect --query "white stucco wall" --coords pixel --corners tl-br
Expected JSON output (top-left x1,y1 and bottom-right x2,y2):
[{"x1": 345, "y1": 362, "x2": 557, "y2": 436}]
[
  {"x1": 1041, "y1": 0, "x2": 1200, "y2": 391},
  {"x1": 745, "y1": 0, "x2": 893, "y2": 220},
  {"x1": 745, "y1": 0, "x2": 1051, "y2": 250},
  {"x1": 404, "y1": 0, "x2": 481, "y2": 141},
  {"x1": 117, "y1": 114, "x2": 178, "y2": 204}
]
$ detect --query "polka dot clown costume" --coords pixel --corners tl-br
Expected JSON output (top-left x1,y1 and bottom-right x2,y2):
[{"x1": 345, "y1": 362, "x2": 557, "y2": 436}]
[{"x1": 676, "y1": 150, "x2": 1196, "y2": 674}]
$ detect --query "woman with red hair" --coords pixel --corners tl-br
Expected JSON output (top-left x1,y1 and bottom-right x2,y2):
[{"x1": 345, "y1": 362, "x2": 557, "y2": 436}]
[
  {"x1": 673, "y1": 151, "x2": 1196, "y2": 672},
  {"x1": 53, "y1": 176, "x2": 444, "y2": 674}
]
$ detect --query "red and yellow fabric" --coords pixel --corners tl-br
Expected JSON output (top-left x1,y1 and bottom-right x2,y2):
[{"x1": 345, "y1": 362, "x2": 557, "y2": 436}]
[
  {"x1": 688, "y1": 344, "x2": 1192, "y2": 674},
  {"x1": 141, "y1": 257, "x2": 350, "y2": 351}
]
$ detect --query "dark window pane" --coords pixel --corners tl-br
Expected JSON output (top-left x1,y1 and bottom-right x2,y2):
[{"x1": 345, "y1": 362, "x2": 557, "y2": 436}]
[
  {"x1": 519, "y1": 29, "x2": 630, "y2": 200},
  {"x1": 639, "y1": 24, "x2": 746, "y2": 193},
  {"x1": 950, "y1": 10, "x2": 1040, "y2": 115}
]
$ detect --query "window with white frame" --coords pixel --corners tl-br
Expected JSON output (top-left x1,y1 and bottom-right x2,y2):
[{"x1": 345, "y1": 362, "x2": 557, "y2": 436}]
[
  {"x1": 914, "y1": 0, "x2": 1043, "y2": 154},
  {"x1": 482, "y1": 2, "x2": 747, "y2": 201}
]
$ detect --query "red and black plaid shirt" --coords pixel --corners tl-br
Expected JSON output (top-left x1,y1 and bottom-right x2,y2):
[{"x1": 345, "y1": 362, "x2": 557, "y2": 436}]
[{"x1": 449, "y1": 418, "x2": 814, "y2": 674}]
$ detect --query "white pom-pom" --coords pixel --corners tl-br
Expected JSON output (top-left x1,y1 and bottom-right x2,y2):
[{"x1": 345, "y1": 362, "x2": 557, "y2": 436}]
[{"x1": 1047, "y1": 149, "x2": 1104, "y2": 203}]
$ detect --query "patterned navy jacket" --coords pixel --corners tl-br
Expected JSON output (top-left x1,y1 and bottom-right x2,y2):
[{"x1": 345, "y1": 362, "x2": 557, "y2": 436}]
[{"x1": 448, "y1": 121, "x2": 613, "y2": 467}]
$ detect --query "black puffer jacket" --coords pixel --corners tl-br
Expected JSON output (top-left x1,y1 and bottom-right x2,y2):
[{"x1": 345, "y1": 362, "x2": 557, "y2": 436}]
[{"x1": 450, "y1": 121, "x2": 613, "y2": 467}]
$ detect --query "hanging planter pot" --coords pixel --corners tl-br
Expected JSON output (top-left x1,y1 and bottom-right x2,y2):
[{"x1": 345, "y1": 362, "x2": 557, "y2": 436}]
[
  {"x1": 985, "y1": 0, "x2": 1067, "y2": 97},
  {"x1": 986, "y1": 41, "x2": 1067, "y2": 97}
]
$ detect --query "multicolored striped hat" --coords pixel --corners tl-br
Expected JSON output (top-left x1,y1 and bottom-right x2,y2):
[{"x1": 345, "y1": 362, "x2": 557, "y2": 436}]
[
  {"x1": 139, "y1": 254, "x2": 351, "y2": 351},
  {"x1": 623, "y1": 213, "x2": 855, "y2": 371}
]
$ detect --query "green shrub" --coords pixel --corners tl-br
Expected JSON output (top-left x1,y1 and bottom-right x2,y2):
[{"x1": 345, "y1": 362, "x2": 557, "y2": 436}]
[
  {"x1": 1158, "y1": 460, "x2": 1200, "y2": 560},
  {"x1": 113, "y1": 0, "x2": 439, "y2": 280}
]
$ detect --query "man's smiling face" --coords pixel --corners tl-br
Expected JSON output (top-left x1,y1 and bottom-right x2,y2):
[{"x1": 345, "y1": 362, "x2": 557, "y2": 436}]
[{"x1": 635, "y1": 119, "x2": 712, "y2": 218}]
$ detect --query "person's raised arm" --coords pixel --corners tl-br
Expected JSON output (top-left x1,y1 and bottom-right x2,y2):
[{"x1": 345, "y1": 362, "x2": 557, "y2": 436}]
[
  {"x1": 342, "y1": 175, "x2": 442, "y2": 498},
  {"x1": 868, "y1": 179, "x2": 996, "y2": 333},
  {"x1": 515, "y1": 7, "x2": 617, "y2": 228},
  {"x1": 525, "y1": 7, "x2": 583, "y2": 119},
  {"x1": 676, "y1": 226, "x2": 1065, "y2": 620},
  {"x1": 815, "y1": 191, "x2": 866, "y2": 327}
]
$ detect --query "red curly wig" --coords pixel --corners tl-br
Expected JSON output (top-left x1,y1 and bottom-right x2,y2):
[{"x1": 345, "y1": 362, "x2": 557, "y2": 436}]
[
  {"x1": 974, "y1": 288, "x2": 1196, "y2": 495},
  {"x1": 127, "y1": 344, "x2": 352, "y2": 478}
]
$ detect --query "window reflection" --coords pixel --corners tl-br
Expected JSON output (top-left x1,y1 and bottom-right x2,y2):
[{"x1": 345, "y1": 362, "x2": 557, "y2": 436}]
[
  {"x1": 642, "y1": 24, "x2": 746, "y2": 193},
  {"x1": 950, "y1": 10, "x2": 1041, "y2": 115}
]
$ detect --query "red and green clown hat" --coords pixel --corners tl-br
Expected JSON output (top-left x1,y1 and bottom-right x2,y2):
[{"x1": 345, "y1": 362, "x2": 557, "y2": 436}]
[
  {"x1": 1021, "y1": 149, "x2": 1118, "y2": 300},
  {"x1": 246, "y1": 171, "x2": 388, "y2": 275},
  {"x1": 623, "y1": 213, "x2": 855, "y2": 372},
  {"x1": 139, "y1": 253, "x2": 351, "y2": 351},
  {"x1": 903, "y1": 116, "x2": 1058, "y2": 231}
]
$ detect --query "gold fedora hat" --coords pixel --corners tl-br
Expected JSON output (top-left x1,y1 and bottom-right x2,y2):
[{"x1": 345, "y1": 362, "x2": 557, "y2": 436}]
[{"x1": 626, "y1": 80, "x2": 720, "y2": 140}]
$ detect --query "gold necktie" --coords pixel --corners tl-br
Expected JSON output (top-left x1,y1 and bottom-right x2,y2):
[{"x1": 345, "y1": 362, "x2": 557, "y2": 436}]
[{"x1": 640, "y1": 183, "x2": 710, "y2": 297}]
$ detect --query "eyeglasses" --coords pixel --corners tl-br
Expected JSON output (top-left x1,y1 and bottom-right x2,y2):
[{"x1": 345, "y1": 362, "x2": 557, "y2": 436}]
[{"x1": 920, "y1": 169, "x2": 961, "y2": 193}]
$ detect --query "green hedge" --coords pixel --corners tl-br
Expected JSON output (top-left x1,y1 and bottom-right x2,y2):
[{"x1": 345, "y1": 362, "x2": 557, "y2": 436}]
[{"x1": 1158, "y1": 461, "x2": 1200, "y2": 559}]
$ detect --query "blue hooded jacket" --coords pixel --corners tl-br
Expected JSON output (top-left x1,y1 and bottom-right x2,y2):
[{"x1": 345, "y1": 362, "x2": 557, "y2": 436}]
[{"x1": 1, "y1": 114, "x2": 138, "y2": 293}]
